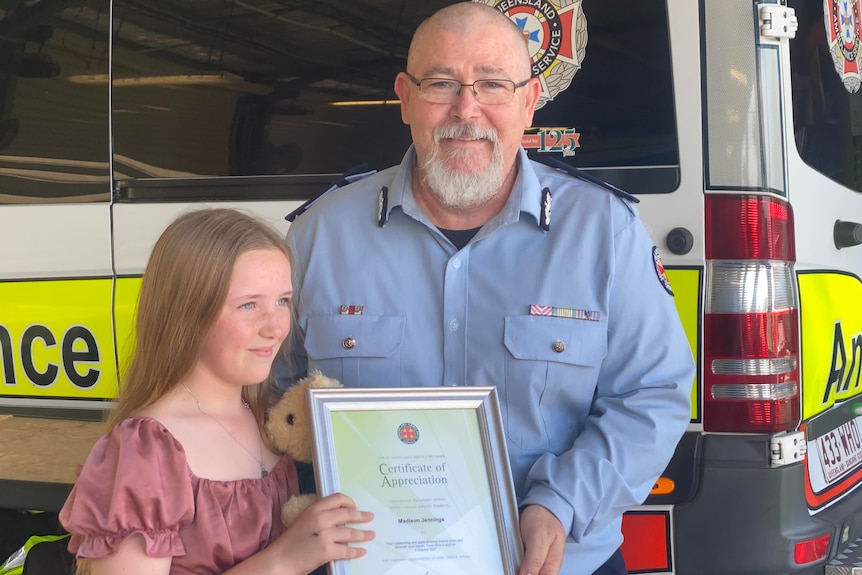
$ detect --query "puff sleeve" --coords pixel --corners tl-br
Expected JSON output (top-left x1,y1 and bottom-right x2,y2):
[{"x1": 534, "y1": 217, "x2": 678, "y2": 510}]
[{"x1": 59, "y1": 417, "x2": 195, "y2": 559}]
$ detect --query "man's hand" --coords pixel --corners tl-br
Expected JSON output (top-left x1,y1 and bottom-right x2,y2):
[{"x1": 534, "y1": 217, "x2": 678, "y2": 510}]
[{"x1": 518, "y1": 504, "x2": 566, "y2": 575}]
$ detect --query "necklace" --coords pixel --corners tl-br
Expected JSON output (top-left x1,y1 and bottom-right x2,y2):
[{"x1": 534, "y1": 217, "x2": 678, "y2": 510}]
[{"x1": 181, "y1": 382, "x2": 268, "y2": 478}]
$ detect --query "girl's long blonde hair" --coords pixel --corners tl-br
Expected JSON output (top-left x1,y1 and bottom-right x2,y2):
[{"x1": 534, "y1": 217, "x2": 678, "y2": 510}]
[{"x1": 107, "y1": 208, "x2": 292, "y2": 439}]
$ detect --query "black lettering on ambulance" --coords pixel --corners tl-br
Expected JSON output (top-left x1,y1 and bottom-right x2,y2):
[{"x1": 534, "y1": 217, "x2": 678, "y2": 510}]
[
  {"x1": 0, "y1": 324, "x2": 100, "y2": 388},
  {"x1": 0, "y1": 325, "x2": 11, "y2": 384},
  {"x1": 62, "y1": 326, "x2": 100, "y2": 388},
  {"x1": 824, "y1": 321, "x2": 862, "y2": 404},
  {"x1": 22, "y1": 325, "x2": 59, "y2": 385}
]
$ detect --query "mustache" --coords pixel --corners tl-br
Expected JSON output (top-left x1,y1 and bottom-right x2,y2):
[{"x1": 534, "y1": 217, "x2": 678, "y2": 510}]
[{"x1": 432, "y1": 123, "x2": 499, "y2": 144}]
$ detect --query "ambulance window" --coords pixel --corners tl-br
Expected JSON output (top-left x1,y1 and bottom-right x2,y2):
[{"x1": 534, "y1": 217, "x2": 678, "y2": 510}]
[
  {"x1": 110, "y1": 0, "x2": 416, "y2": 184},
  {"x1": 0, "y1": 2, "x2": 110, "y2": 204},
  {"x1": 530, "y1": 1, "x2": 679, "y2": 195},
  {"x1": 111, "y1": 0, "x2": 676, "y2": 196},
  {"x1": 789, "y1": 0, "x2": 862, "y2": 193}
]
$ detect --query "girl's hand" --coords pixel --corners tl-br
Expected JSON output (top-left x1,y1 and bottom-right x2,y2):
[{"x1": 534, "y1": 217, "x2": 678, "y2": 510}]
[{"x1": 272, "y1": 492, "x2": 375, "y2": 575}]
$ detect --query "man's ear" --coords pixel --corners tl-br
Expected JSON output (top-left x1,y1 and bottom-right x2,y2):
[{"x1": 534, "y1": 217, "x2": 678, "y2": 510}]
[
  {"x1": 523, "y1": 76, "x2": 542, "y2": 128},
  {"x1": 394, "y1": 72, "x2": 412, "y2": 125}
]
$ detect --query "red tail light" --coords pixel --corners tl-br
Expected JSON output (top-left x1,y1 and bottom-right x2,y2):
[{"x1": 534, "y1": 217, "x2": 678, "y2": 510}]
[
  {"x1": 703, "y1": 195, "x2": 800, "y2": 433},
  {"x1": 705, "y1": 195, "x2": 796, "y2": 260},
  {"x1": 793, "y1": 533, "x2": 830, "y2": 564}
]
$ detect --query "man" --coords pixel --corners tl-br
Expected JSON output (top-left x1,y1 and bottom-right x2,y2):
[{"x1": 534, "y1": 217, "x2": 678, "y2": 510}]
[{"x1": 279, "y1": 3, "x2": 694, "y2": 574}]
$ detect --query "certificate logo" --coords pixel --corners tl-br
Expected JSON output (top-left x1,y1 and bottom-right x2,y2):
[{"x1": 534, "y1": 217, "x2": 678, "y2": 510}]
[{"x1": 398, "y1": 422, "x2": 420, "y2": 444}]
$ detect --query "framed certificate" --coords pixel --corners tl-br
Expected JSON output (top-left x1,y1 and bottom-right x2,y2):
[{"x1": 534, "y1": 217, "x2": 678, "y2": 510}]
[{"x1": 308, "y1": 386, "x2": 523, "y2": 575}]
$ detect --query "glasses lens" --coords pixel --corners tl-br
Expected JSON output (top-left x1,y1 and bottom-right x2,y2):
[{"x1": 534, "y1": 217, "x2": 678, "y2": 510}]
[
  {"x1": 475, "y1": 80, "x2": 515, "y2": 104},
  {"x1": 419, "y1": 79, "x2": 459, "y2": 103}
]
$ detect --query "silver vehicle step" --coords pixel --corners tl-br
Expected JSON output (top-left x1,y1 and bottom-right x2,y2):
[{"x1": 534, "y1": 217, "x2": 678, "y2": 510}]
[{"x1": 827, "y1": 539, "x2": 862, "y2": 574}]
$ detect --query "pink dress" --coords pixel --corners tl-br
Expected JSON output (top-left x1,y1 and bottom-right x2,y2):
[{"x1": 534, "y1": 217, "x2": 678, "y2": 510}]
[{"x1": 59, "y1": 417, "x2": 299, "y2": 575}]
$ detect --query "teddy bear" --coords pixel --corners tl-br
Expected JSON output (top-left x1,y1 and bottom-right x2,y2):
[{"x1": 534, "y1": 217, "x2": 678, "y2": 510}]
[{"x1": 266, "y1": 371, "x2": 342, "y2": 527}]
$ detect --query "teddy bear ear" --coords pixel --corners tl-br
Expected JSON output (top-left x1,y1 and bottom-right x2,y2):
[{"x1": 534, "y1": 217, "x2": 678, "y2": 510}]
[{"x1": 303, "y1": 370, "x2": 343, "y2": 389}]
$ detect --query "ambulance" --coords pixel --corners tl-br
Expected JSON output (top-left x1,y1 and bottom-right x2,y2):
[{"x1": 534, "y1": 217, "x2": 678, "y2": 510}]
[{"x1": 1, "y1": 0, "x2": 861, "y2": 573}]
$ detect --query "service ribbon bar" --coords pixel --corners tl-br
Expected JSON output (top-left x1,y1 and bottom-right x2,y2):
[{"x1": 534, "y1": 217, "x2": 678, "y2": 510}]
[{"x1": 529, "y1": 304, "x2": 601, "y2": 322}]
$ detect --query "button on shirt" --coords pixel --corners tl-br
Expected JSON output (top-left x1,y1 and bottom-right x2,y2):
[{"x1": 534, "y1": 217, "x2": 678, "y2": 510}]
[{"x1": 280, "y1": 146, "x2": 694, "y2": 574}]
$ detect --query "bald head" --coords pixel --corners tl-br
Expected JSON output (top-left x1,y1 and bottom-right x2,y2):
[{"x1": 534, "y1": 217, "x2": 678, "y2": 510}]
[{"x1": 408, "y1": 2, "x2": 532, "y2": 78}]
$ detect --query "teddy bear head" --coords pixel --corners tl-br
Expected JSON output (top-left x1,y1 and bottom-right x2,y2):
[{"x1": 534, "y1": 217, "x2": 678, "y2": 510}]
[{"x1": 266, "y1": 371, "x2": 342, "y2": 463}]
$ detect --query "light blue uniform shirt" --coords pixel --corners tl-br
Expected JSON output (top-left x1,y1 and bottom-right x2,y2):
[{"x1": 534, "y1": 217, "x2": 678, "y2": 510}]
[{"x1": 280, "y1": 147, "x2": 694, "y2": 574}]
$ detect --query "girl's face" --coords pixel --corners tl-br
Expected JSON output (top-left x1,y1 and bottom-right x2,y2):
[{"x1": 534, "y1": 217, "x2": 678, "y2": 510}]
[{"x1": 196, "y1": 248, "x2": 292, "y2": 388}]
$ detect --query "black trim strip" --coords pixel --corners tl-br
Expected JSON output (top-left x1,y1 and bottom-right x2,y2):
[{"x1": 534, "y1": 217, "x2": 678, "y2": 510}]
[{"x1": 114, "y1": 174, "x2": 336, "y2": 202}]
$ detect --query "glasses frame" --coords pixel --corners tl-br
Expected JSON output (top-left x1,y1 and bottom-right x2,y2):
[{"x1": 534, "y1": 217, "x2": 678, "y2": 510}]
[{"x1": 405, "y1": 72, "x2": 532, "y2": 105}]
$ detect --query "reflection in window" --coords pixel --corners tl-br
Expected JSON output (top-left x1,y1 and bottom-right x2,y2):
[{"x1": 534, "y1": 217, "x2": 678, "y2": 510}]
[
  {"x1": 111, "y1": 0, "x2": 421, "y2": 179},
  {"x1": 532, "y1": 1, "x2": 678, "y2": 173},
  {"x1": 0, "y1": 1, "x2": 109, "y2": 203},
  {"x1": 110, "y1": 0, "x2": 677, "y2": 195}
]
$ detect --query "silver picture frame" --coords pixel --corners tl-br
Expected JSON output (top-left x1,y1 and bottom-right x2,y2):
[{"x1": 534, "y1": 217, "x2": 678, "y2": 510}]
[{"x1": 309, "y1": 386, "x2": 523, "y2": 575}]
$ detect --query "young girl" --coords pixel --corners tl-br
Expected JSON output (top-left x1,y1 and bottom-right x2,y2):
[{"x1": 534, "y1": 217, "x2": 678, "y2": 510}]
[{"x1": 59, "y1": 208, "x2": 374, "y2": 575}]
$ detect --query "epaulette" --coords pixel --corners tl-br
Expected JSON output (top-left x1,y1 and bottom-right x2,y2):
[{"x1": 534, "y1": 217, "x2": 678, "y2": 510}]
[
  {"x1": 529, "y1": 154, "x2": 640, "y2": 204},
  {"x1": 285, "y1": 163, "x2": 377, "y2": 222}
]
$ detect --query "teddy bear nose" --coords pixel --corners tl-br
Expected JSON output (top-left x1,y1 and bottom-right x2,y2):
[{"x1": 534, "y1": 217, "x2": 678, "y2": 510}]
[{"x1": 287, "y1": 414, "x2": 295, "y2": 425}]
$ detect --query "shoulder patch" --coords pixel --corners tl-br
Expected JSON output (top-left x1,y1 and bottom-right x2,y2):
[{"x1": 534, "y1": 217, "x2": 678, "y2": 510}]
[
  {"x1": 285, "y1": 164, "x2": 377, "y2": 222},
  {"x1": 529, "y1": 154, "x2": 640, "y2": 204},
  {"x1": 653, "y1": 246, "x2": 674, "y2": 296}
]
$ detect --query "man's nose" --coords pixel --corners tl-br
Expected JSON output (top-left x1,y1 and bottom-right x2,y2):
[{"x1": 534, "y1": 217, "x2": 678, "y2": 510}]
[{"x1": 451, "y1": 84, "x2": 482, "y2": 119}]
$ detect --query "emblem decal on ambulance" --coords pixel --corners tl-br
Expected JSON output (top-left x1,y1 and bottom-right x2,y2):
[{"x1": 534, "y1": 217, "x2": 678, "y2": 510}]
[
  {"x1": 824, "y1": 0, "x2": 862, "y2": 93},
  {"x1": 652, "y1": 246, "x2": 673, "y2": 296},
  {"x1": 476, "y1": 0, "x2": 587, "y2": 109},
  {"x1": 522, "y1": 127, "x2": 581, "y2": 156}
]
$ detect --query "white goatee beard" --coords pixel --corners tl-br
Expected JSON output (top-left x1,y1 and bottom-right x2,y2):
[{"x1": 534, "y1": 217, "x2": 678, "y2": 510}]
[{"x1": 420, "y1": 123, "x2": 505, "y2": 209}]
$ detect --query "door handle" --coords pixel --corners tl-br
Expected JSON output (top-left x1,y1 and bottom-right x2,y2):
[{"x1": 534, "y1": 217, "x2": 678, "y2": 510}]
[{"x1": 835, "y1": 220, "x2": 862, "y2": 249}]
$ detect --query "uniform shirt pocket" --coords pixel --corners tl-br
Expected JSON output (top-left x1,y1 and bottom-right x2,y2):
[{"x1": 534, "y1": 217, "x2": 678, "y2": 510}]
[
  {"x1": 305, "y1": 315, "x2": 405, "y2": 387},
  {"x1": 503, "y1": 315, "x2": 608, "y2": 451}
]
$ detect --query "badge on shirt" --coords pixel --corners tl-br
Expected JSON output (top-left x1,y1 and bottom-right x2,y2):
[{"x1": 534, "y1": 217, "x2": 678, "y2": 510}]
[
  {"x1": 377, "y1": 186, "x2": 389, "y2": 227},
  {"x1": 653, "y1": 246, "x2": 674, "y2": 296},
  {"x1": 540, "y1": 187, "x2": 552, "y2": 231},
  {"x1": 339, "y1": 305, "x2": 364, "y2": 315}
]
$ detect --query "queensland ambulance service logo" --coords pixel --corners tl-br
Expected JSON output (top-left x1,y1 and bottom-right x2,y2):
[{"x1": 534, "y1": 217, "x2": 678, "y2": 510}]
[
  {"x1": 475, "y1": 0, "x2": 587, "y2": 109},
  {"x1": 398, "y1": 422, "x2": 420, "y2": 444},
  {"x1": 825, "y1": 0, "x2": 862, "y2": 92},
  {"x1": 653, "y1": 246, "x2": 674, "y2": 297}
]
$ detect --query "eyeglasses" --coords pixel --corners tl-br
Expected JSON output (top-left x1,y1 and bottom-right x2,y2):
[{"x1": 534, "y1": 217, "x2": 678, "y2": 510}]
[{"x1": 405, "y1": 72, "x2": 531, "y2": 105}]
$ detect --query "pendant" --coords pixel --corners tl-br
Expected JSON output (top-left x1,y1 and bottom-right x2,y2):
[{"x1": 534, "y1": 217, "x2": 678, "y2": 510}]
[{"x1": 261, "y1": 468, "x2": 268, "y2": 478}]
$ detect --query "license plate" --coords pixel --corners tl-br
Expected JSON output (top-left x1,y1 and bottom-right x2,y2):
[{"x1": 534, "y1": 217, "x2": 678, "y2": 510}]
[{"x1": 816, "y1": 419, "x2": 862, "y2": 484}]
